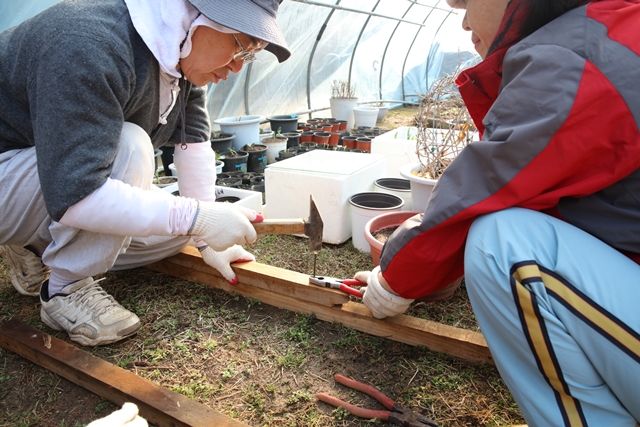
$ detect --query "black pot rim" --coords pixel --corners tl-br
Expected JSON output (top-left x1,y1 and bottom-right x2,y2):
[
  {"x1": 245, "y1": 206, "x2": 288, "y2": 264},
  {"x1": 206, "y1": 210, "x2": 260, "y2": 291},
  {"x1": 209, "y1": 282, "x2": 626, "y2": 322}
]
[{"x1": 349, "y1": 192, "x2": 404, "y2": 209}]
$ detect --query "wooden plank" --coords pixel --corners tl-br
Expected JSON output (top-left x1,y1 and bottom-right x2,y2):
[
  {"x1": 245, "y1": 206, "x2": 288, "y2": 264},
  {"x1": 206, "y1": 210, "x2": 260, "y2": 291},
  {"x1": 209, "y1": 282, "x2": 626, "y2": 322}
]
[
  {"x1": 147, "y1": 249, "x2": 493, "y2": 365},
  {"x1": 147, "y1": 245, "x2": 350, "y2": 307},
  {"x1": 0, "y1": 319, "x2": 247, "y2": 427}
]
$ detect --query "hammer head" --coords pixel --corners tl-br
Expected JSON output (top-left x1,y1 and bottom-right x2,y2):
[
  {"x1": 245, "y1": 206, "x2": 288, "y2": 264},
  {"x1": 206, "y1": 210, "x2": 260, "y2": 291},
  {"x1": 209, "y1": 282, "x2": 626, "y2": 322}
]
[{"x1": 304, "y1": 195, "x2": 324, "y2": 252}]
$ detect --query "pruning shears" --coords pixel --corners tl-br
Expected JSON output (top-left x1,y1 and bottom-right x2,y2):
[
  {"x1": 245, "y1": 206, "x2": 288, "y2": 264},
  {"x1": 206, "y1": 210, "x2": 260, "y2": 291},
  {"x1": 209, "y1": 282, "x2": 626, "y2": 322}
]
[{"x1": 309, "y1": 276, "x2": 365, "y2": 298}]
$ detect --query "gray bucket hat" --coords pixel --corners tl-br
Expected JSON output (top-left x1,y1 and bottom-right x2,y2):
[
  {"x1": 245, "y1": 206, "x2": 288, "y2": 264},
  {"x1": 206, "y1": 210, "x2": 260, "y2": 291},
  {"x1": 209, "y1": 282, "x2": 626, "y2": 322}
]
[{"x1": 187, "y1": 0, "x2": 291, "y2": 63}]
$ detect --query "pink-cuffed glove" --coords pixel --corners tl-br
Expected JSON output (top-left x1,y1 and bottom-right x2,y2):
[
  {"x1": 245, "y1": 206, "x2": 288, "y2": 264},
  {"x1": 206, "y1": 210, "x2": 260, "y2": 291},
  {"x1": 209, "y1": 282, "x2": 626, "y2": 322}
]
[
  {"x1": 354, "y1": 266, "x2": 414, "y2": 319},
  {"x1": 87, "y1": 402, "x2": 147, "y2": 427},
  {"x1": 199, "y1": 245, "x2": 255, "y2": 285},
  {"x1": 189, "y1": 201, "x2": 262, "y2": 252}
]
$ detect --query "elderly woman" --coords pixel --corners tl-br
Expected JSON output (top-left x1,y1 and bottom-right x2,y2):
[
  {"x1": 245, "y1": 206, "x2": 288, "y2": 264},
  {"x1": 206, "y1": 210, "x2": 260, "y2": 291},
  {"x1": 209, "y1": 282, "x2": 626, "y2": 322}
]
[
  {"x1": 355, "y1": 0, "x2": 640, "y2": 425},
  {"x1": 0, "y1": 0, "x2": 290, "y2": 347}
]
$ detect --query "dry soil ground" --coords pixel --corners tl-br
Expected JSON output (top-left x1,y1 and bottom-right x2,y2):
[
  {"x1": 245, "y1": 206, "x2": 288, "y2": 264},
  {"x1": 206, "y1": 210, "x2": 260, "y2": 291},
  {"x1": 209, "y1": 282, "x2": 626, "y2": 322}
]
[{"x1": 0, "y1": 107, "x2": 525, "y2": 427}]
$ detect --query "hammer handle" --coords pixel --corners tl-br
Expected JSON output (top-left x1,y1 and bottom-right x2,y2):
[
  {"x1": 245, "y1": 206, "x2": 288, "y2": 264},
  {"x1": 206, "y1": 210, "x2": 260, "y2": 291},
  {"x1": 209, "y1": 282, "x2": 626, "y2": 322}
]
[{"x1": 252, "y1": 219, "x2": 306, "y2": 235}]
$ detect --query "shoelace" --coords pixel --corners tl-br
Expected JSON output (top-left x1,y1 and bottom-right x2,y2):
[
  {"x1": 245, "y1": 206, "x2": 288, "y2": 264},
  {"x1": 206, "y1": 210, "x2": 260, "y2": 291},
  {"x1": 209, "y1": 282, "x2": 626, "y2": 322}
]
[{"x1": 69, "y1": 278, "x2": 121, "y2": 315}]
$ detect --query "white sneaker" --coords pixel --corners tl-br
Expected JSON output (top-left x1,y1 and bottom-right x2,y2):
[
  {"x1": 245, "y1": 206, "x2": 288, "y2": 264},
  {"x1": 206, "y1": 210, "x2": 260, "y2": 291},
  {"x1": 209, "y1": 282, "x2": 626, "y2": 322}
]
[
  {"x1": 40, "y1": 277, "x2": 141, "y2": 346},
  {"x1": 0, "y1": 245, "x2": 50, "y2": 296}
]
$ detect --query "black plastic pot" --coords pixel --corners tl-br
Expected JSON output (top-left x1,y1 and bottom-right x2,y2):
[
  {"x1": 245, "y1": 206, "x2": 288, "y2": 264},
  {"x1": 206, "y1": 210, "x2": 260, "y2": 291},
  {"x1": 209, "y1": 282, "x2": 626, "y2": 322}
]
[
  {"x1": 211, "y1": 132, "x2": 236, "y2": 153},
  {"x1": 267, "y1": 115, "x2": 299, "y2": 134},
  {"x1": 282, "y1": 132, "x2": 301, "y2": 148},
  {"x1": 242, "y1": 144, "x2": 268, "y2": 173},
  {"x1": 220, "y1": 150, "x2": 248, "y2": 173},
  {"x1": 374, "y1": 178, "x2": 411, "y2": 191},
  {"x1": 216, "y1": 196, "x2": 240, "y2": 203}
]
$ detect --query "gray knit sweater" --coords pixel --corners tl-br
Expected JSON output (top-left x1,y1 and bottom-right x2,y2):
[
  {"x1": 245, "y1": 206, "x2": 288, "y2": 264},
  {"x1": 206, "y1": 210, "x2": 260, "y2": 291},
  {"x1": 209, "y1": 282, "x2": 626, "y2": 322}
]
[{"x1": 0, "y1": 0, "x2": 210, "y2": 221}]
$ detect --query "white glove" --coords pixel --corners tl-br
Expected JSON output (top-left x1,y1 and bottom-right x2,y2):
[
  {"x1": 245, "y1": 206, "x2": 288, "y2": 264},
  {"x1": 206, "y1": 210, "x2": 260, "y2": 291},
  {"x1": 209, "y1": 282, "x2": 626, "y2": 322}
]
[
  {"x1": 354, "y1": 266, "x2": 414, "y2": 319},
  {"x1": 87, "y1": 402, "x2": 148, "y2": 427},
  {"x1": 200, "y1": 245, "x2": 255, "y2": 284},
  {"x1": 189, "y1": 201, "x2": 261, "y2": 251}
]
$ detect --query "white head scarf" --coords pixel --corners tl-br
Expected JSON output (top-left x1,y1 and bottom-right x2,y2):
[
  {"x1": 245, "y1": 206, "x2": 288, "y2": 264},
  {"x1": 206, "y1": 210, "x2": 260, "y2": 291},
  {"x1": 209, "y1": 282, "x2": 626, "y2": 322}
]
[
  {"x1": 125, "y1": 0, "x2": 240, "y2": 77},
  {"x1": 124, "y1": 0, "x2": 239, "y2": 123}
]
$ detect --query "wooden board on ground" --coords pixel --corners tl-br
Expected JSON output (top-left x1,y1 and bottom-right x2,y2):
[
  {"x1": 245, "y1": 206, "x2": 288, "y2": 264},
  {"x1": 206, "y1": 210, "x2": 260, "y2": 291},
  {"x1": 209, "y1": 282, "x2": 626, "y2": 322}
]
[
  {"x1": 146, "y1": 246, "x2": 493, "y2": 365},
  {"x1": 0, "y1": 319, "x2": 248, "y2": 427}
]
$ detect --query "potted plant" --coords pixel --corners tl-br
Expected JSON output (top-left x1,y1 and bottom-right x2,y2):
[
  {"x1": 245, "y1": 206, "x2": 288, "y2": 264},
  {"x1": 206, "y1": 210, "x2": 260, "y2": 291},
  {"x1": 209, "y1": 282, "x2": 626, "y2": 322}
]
[
  {"x1": 261, "y1": 128, "x2": 288, "y2": 164},
  {"x1": 210, "y1": 131, "x2": 236, "y2": 153},
  {"x1": 242, "y1": 143, "x2": 268, "y2": 173},
  {"x1": 399, "y1": 70, "x2": 474, "y2": 212},
  {"x1": 329, "y1": 79, "x2": 358, "y2": 131},
  {"x1": 375, "y1": 101, "x2": 389, "y2": 122},
  {"x1": 219, "y1": 148, "x2": 249, "y2": 173}
]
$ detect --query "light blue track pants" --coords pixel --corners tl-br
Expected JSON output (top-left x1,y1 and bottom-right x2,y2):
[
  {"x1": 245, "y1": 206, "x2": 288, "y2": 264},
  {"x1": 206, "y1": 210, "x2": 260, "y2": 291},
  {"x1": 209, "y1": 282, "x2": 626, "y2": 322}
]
[{"x1": 465, "y1": 208, "x2": 640, "y2": 427}]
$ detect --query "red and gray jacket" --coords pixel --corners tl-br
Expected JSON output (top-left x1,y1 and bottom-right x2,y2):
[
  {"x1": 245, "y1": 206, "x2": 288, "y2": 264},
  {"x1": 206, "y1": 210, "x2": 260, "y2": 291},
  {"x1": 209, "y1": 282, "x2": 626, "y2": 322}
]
[{"x1": 380, "y1": 0, "x2": 640, "y2": 299}]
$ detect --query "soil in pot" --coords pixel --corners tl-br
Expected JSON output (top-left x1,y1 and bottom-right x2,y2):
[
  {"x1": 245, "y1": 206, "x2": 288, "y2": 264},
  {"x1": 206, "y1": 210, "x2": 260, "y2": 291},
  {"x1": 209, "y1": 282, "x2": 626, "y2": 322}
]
[
  {"x1": 220, "y1": 149, "x2": 248, "y2": 173},
  {"x1": 153, "y1": 176, "x2": 178, "y2": 186},
  {"x1": 215, "y1": 196, "x2": 240, "y2": 203},
  {"x1": 242, "y1": 144, "x2": 268, "y2": 173}
]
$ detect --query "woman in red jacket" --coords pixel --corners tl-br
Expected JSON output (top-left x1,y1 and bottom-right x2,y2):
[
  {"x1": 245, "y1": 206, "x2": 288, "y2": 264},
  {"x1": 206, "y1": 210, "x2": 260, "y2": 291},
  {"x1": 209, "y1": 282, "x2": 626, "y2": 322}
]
[{"x1": 356, "y1": 0, "x2": 640, "y2": 425}]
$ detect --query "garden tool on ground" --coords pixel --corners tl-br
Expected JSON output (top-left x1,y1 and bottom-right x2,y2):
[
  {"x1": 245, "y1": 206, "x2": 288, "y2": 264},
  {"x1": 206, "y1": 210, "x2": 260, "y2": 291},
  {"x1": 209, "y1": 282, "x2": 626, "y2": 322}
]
[
  {"x1": 251, "y1": 195, "x2": 323, "y2": 276},
  {"x1": 317, "y1": 374, "x2": 438, "y2": 427}
]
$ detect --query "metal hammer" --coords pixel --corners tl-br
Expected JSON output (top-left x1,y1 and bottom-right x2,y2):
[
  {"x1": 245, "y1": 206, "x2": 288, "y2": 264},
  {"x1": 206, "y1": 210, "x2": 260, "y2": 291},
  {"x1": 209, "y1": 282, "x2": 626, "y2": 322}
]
[{"x1": 251, "y1": 195, "x2": 324, "y2": 253}]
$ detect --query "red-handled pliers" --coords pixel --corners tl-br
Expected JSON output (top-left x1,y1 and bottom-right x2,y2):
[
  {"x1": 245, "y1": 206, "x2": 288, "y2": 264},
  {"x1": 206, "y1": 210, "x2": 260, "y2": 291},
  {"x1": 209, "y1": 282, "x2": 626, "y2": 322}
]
[
  {"x1": 317, "y1": 374, "x2": 438, "y2": 427},
  {"x1": 309, "y1": 276, "x2": 365, "y2": 298}
]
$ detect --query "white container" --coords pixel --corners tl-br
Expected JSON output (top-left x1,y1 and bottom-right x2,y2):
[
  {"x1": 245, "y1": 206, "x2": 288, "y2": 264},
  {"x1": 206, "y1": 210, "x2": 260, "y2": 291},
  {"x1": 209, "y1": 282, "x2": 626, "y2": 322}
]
[
  {"x1": 330, "y1": 98, "x2": 358, "y2": 131},
  {"x1": 216, "y1": 160, "x2": 224, "y2": 174},
  {"x1": 262, "y1": 137, "x2": 287, "y2": 164},
  {"x1": 213, "y1": 115, "x2": 264, "y2": 150},
  {"x1": 376, "y1": 104, "x2": 389, "y2": 122},
  {"x1": 161, "y1": 184, "x2": 262, "y2": 212},
  {"x1": 371, "y1": 126, "x2": 419, "y2": 178},
  {"x1": 169, "y1": 163, "x2": 178, "y2": 177},
  {"x1": 374, "y1": 178, "x2": 412, "y2": 211},
  {"x1": 348, "y1": 192, "x2": 404, "y2": 253},
  {"x1": 399, "y1": 162, "x2": 438, "y2": 213},
  {"x1": 264, "y1": 150, "x2": 387, "y2": 244},
  {"x1": 353, "y1": 107, "x2": 379, "y2": 129}
]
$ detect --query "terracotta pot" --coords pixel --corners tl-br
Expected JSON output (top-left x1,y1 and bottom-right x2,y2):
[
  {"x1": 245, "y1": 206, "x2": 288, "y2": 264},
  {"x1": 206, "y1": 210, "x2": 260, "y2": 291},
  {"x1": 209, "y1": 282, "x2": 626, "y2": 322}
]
[
  {"x1": 328, "y1": 132, "x2": 340, "y2": 147},
  {"x1": 335, "y1": 120, "x2": 348, "y2": 131},
  {"x1": 342, "y1": 136, "x2": 358, "y2": 149},
  {"x1": 300, "y1": 131, "x2": 315, "y2": 143},
  {"x1": 356, "y1": 137, "x2": 372, "y2": 152},
  {"x1": 313, "y1": 132, "x2": 331, "y2": 145},
  {"x1": 364, "y1": 210, "x2": 421, "y2": 266}
]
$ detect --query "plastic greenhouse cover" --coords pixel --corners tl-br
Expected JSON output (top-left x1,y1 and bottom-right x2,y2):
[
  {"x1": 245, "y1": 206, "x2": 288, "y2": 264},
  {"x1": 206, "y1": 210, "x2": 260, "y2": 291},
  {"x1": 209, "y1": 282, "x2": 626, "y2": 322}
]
[{"x1": 1, "y1": 0, "x2": 479, "y2": 126}]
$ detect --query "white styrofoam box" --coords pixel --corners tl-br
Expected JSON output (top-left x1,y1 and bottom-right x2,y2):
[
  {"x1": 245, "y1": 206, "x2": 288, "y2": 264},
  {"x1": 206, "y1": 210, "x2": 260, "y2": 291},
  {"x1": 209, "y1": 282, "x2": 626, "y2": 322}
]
[
  {"x1": 371, "y1": 126, "x2": 419, "y2": 178},
  {"x1": 372, "y1": 126, "x2": 481, "y2": 178},
  {"x1": 161, "y1": 183, "x2": 262, "y2": 212},
  {"x1": 264, "y1": 150, "x2": 387, "y2": 244}
]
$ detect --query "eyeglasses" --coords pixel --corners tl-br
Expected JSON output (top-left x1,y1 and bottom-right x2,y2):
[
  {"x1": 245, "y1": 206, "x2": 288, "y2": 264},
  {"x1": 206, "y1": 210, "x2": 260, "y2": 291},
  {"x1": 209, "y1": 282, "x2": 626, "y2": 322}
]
[{"x1": 232, "y1": 34, "x2": 264, "y2": 63}]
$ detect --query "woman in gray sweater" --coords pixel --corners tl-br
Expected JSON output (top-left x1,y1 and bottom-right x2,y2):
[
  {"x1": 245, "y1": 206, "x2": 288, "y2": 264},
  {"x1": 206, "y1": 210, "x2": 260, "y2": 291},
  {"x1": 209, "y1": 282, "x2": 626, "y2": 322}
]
[{"x1": 0, "y1": 0, "x2": 290, "y2": 347}]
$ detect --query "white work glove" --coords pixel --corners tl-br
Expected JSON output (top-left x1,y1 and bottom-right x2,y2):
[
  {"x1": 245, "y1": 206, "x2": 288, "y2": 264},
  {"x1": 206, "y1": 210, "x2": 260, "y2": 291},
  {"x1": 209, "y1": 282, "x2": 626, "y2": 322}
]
[
  {"x1": 354, "y1": 266, "x2": 414, "y2": 319},
  {"x1": 189, "y1": 201, "x2": 261, "y2": 251},
  {"x1": 87, "y1": 402, "x2": 148, "y2": 427},
  {"x1": 200, "y1": 244, "x2": 255, "y2": 285}
]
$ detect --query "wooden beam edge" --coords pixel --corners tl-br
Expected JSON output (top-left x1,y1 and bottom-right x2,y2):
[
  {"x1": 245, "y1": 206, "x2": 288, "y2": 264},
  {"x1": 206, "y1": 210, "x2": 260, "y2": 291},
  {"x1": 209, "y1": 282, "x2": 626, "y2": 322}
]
[
  {"x1": 0, "y1": 319, "x2": 247, "y2": 427},
  {"x1": 148, "y1": 249, "x2": 493, "y2": 365}
]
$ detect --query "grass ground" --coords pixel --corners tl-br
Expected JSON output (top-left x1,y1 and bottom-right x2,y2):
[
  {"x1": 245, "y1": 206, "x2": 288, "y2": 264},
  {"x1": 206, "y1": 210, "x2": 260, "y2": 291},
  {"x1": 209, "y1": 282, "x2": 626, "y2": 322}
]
[{"x1": 0, "y1": 107, "x2": 526, "y2": 427}]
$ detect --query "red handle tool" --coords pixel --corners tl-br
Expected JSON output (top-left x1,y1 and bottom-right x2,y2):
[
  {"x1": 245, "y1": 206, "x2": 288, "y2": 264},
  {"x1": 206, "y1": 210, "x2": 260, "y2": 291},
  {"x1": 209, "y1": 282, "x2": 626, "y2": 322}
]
[
  {"x1": 317, "y1": 374, "x2": 438, "y2": 427},
  {"x1": 309, "y1": 276, "x2": 364, "y2": 297}
]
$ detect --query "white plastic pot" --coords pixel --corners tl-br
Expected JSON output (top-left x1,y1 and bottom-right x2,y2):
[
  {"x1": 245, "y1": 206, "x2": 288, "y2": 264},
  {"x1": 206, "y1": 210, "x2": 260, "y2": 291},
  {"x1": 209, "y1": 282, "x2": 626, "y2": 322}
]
[
  {"x1": 353, "y1": 107, "x2": 379, "y2": 129},
  {"x1": 374, "y1": 178, "x2": 412, "y2": 211},
  {"x1": 262, "y1": 137, "x2": 287, "y2": 164},
  {"x1": 348, "y1": 192, "x2": 404, "y2": 253},
  {"x1": 216, "y1": 160, "x2": 224, "y2": 175},
  {"x1": 399, "y1": 163, "x2": 438, "y2": 212},
  {"x1": 213, "y1": 115, "x2": 264, "y2": 150},
  {"x1": 329, "y1": 98, "x2": 358, "y2": 131}
]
